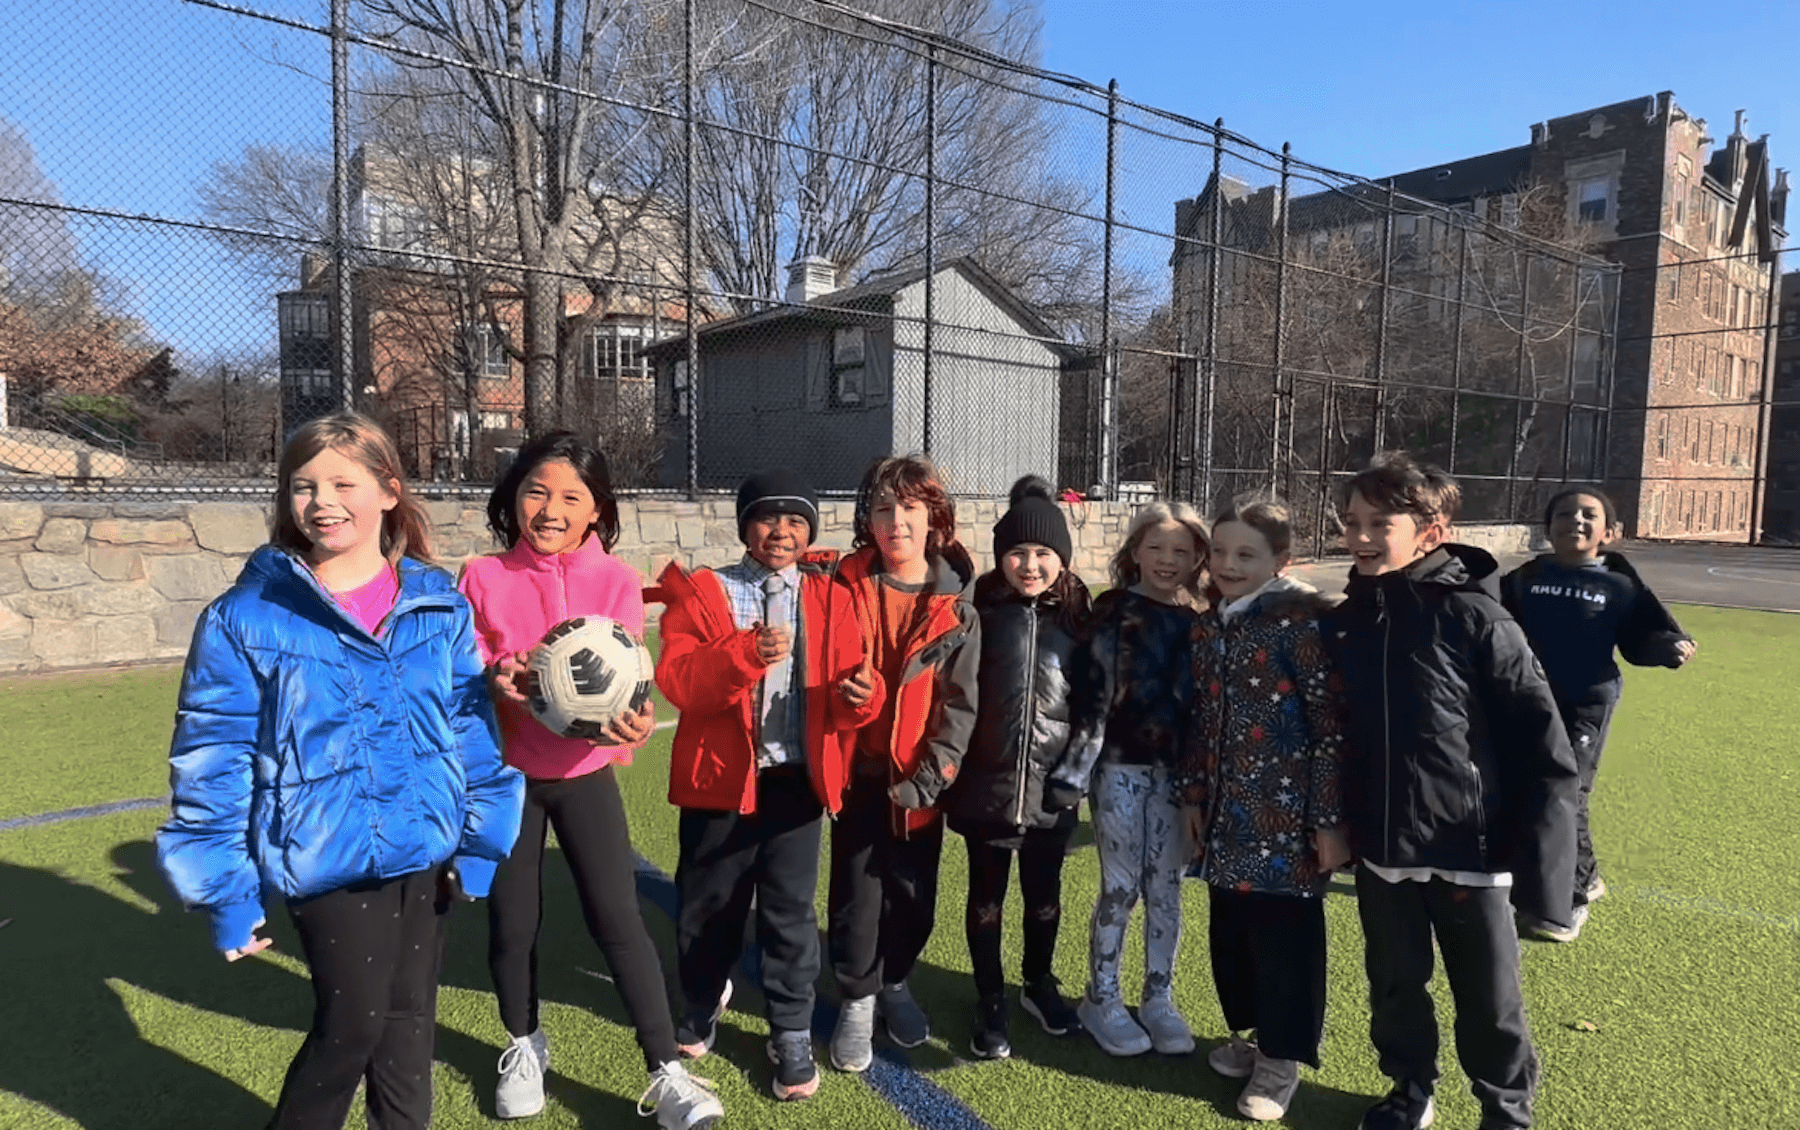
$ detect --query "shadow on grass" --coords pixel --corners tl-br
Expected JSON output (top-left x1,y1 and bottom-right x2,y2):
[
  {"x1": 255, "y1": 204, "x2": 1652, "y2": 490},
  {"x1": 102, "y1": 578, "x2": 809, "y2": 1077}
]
[{"x1": 0, "y1": 840, "x2": 637, "y2": 1128}]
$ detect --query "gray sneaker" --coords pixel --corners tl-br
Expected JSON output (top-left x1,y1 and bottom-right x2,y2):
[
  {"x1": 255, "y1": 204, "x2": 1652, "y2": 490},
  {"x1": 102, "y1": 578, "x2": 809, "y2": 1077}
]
[
  {"x1": 830, "y1": 994, "x2": 877, "y2": 1072},
  {"x1": 495, "y1": 1029, "x2": 548, "y2": 1119},
  {"x1": 1208, "y1": 1032, "x2": 1257, "y2": 1078},
  {"x1": 1076, "y1": 994, "x2": 1152, "y2": 1057},
  {"x1": 1137, "y1": 995, "x2": 1195, "y2": 1055},
  {"x1": 877, "y1": 981, "x2": 930, "y2": 1048},
  {"x1": 636, "y1": 1061, "x2": 723, "y2": 1130}
]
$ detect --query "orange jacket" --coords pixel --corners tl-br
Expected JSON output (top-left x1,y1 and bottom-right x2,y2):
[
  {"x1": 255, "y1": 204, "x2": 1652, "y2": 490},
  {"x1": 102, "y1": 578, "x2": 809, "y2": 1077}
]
[
  {"x1": 836, "y1": 543, "x2": 981, "y2": 835},
  {"x1": 652, "y1": 553, "x2": 884, "y2": 815}
]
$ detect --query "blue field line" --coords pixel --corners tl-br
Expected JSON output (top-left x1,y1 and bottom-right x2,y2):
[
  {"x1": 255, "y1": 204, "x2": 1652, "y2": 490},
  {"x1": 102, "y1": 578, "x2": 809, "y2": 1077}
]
[
  {"x1": 0, "y1": 794, "x2": 168, "y2": 832},
  {"x1": 633, "y1": 853, "x2": 998, "y2": 1130}
]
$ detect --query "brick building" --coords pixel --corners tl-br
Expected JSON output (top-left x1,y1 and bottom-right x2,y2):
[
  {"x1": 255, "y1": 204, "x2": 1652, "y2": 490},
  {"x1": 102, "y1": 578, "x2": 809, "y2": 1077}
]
[
  {"x1": 1386, "y1": 94, "x2": 1785, "y2": 541},
  {"x1": 1766, "y1": 271, "x2": 1800, "y2": 543},
  {"x1": 1174, "y1": 92, "x2": 1787, "y2": 541}
]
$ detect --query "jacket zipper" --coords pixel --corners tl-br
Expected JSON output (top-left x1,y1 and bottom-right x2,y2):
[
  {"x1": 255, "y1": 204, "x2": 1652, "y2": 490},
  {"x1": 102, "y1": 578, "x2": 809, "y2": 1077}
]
[
  {"x1": 1014, "y1": 598, "x2": 1040, "y2": 827},
  {"x1": 1376, "y1": 586, "x2": 1393, "y2": 860}
]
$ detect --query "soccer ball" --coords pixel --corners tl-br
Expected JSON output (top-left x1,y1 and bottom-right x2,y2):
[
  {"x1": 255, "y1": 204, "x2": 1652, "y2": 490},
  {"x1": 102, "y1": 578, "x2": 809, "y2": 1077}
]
[{"x1": 526, "y1": 617, "x2": 654, "y2": 743}]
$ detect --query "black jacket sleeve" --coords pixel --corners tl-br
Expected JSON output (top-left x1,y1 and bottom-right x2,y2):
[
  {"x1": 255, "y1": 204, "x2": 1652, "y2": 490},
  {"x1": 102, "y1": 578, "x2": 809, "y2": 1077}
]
[{"x1": 1471, "y1": 598, "x2": 1580, "y2": 926}]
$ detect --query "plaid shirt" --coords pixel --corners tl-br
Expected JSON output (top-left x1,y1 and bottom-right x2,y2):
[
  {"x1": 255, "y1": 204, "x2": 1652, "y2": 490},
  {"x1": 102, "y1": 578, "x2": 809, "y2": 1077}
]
[{"x1": 716, "y1": 555, "x2": 803, "y2": 768}]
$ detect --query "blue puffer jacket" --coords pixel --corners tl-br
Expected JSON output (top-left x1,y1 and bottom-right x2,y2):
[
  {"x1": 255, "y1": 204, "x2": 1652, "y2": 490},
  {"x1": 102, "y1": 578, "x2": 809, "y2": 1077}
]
[{"x1": 157, "y1": 545, "x2": 525, "y2": 952}]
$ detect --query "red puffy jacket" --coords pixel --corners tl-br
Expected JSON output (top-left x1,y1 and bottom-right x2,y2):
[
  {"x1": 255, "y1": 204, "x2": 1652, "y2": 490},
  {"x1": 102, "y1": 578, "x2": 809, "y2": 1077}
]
[{"x1": 652, "y1": 553, "x2": 884, "y2": 815}]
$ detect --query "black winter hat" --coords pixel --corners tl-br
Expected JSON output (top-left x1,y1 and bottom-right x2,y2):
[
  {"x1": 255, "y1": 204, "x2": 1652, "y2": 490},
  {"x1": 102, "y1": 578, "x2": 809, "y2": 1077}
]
[
  {"x1": 993, "y1": 474, "x2": 1072, "y2": 567},
  {"x1": 736, "y1": 467, "x2": 820, "y2": 542}
]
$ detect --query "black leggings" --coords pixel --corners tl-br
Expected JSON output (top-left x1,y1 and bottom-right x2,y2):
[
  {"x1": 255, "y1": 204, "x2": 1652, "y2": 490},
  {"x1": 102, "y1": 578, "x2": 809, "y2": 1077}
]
[
  {"x1": 270, "y1": 869, "x2": 446, "y2": 1130},
  {"x1": 488, "y1": 767, "x2": 679, "y2": 1071},
  {"x1": 963, "y1": 827, "x2": 1070, "y2": 999}
]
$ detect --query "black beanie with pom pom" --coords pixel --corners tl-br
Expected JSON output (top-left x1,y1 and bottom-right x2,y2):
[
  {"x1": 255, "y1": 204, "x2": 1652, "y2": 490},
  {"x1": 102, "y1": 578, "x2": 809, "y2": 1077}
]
[{"x1": 993, "y1": 474, "x2": 1072, "y2": 567}]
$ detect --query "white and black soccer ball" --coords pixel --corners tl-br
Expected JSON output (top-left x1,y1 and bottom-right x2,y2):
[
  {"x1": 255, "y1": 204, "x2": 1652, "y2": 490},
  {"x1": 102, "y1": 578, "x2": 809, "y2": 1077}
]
[{"x1": 526, "y1": 617, "x2": 654, "y2": 743}]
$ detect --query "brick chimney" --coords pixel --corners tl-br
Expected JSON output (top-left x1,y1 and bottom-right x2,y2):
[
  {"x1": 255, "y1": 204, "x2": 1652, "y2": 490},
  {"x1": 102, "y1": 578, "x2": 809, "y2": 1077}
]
[{"x1": 784, "y1": 256, "x2": 838, "y2": 305}]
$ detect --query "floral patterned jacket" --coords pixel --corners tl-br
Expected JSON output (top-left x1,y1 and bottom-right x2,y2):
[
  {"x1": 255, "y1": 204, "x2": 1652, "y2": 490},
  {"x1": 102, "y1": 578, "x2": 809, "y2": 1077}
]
[{"x1": 1175, "y1": 576, "x2": 1344, "y2": 897}]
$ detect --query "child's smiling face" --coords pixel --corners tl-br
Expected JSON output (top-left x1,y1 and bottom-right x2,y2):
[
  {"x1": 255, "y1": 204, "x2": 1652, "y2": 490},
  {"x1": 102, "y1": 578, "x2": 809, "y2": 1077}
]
[
  {"x1": 745, "y1": 511, "x2": 811, "y2": 572},
  {"x1": 1210, "y1": 519, "x2": 1286, "y2": 601},
  {"x1": 1133, "y1": 519, "x2": 1200, "y2": 603},
  {"x1": 515, "y1": 458, "x2": 599, "y2": 557},
  {"x1": 1342, "y1": 490, "x2": 1442, "y2": 576},
  {"x1": 1548, "y1": 492, "x2": 1614, "y2": 563}
]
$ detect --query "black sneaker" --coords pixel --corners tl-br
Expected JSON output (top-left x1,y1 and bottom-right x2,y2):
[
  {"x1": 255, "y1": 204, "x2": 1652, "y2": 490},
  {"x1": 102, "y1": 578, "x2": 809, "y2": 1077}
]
[
  {"x1": 1360, "y1": 1080, "x2": 1436, "y2": 1130},
  {"x1": 877, "y1": 981, "x2": 931, "y2": 1048},
  {"x1": 969, "y1": 994, "x2": 1011, "y2": 1060},
  {"x1": 1020, "y1": 976, "x2": 1082, "y2": 1036},
  {"x1": 766, "y1": 1028, "x2": 819, "y2": 1100}
]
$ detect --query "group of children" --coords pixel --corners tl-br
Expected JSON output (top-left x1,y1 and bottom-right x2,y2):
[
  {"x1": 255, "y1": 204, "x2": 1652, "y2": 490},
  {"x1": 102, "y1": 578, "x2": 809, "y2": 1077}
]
[{"x1": 155, "y1": 412, "x2": 1693, "y2": 1130}]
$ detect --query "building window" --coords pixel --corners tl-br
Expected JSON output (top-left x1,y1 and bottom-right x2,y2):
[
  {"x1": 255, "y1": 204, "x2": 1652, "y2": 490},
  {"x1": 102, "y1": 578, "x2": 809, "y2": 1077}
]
[
  {"x1": 465, "y1": 323, "x2": 509, "y2": 379},
  {"x1": 1784, "y1": 305, "x2": 1799, "y2": 339},
  {"x1": 1575, "y1": 177, "x2": 1610, "y2": 224},
  {"x1": 1667, "y1": 262, "x2": 1682, "y2": 301},
  {"x1": 582, "y1": 322, "x2": 651, "y2": 384},
  {"x1": 830, "y1": 326, "x2": 868, "y2": 408},
  {"x1": 1573, "y1": 333, "x2": 1601, "y2": 390},
  {"x1": 479, "y1": 411, "x2": 512, "y2": 431},
  {"x1": 1656, "y1": 416, "x2": 1669, "y2": 461}
]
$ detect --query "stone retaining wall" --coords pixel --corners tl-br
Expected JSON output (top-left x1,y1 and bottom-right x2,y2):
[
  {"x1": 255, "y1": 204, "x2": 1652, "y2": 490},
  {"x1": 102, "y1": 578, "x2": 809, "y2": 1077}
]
[{"x1": 0, "y1": 496, "x2": 1531, "y2": 674}]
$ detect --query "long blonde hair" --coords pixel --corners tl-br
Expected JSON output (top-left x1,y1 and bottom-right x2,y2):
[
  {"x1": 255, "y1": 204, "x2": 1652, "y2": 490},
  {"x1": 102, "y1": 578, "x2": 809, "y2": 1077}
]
[
  {"x1": 1110, "y1": 500, "x2": 1210, "y2": 606},
  {"x1": 270, "y1": 412, "x2": 433, "y2": 565}
]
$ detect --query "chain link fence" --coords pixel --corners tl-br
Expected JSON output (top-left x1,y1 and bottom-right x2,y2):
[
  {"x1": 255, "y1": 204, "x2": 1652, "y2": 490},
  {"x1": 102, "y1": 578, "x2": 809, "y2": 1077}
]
[{"x1": 1, "y1": 0, "x2": 1628, "y2": 543}]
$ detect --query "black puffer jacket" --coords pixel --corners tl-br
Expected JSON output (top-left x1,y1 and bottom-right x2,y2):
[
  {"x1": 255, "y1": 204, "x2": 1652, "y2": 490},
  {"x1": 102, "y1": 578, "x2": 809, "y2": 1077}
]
[
  {"x1": 941, "y1": 585, "x2": 1085, "y2": 835},
  {"x1": 1325, "y1": 544, "x2": 1579, "y2": 925}
]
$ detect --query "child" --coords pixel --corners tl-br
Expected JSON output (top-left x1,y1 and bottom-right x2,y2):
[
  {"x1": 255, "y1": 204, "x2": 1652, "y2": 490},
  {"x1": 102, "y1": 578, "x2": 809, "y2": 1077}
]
[
  {"x1": 1176, "y1": 499, "x2": 1346, "y2": 1122},
  {"x1": 938, "y1": 476, "x2": 1091, "y2": 1060},
  {"x1": 827, "y1": 455, "x2": 981, "y2": 1072},
  {"x1": 157, "y1": 412, "x2": 525, "y2": 1130},
  {"x1": 1502, "y1": 486, "x2": 1695, "y2": 942},
  {"x1": 654, "y1": 468, "x2": 884, "y2": 1100},
  {"x1": 1327, "y1": 453, "x2": 1579, "y2": 1130},
  {"x1": 1045, "y1": 501, "x2": 1208, "y2": 1058},
  {"x1": 458, "y1": 431, "x2": 722, "y2": 1128}
]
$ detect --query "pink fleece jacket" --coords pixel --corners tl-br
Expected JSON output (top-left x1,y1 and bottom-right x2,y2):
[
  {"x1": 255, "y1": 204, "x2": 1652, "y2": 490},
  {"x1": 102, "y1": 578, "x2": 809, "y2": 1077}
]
[{"x1": 458, "y1": 534, "x2": 647, "y2": 780}]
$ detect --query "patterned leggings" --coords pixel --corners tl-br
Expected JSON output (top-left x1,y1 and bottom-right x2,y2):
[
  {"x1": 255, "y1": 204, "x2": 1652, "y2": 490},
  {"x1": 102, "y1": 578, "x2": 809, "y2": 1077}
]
[{"x1": 1086, "y1": 763, "x2": 1191, "y2": 1004}]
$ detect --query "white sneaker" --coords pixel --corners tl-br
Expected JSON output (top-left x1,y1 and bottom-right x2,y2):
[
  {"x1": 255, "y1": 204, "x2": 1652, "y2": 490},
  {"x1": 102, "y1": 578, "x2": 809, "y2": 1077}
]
[
  {"x1": 1137, "y1": 995, "x2": 1195, "y2": 1055},
  {"x1": 1237, "y1": 1051, "x2": 1300, "y2": 1121},
  {"x1": 1076, "y1": 994, "x2": 1152, "y2": 1057},
  {"x1": 1208, "y1": 1032, "x2": 1257, "y2": 1078},
  {"x1": 495, "y1": 1029, "x2": 548, "y2": 1119},
  {"x1": 637, "y1": 1061, "x2": 723, "y2": 1130}
]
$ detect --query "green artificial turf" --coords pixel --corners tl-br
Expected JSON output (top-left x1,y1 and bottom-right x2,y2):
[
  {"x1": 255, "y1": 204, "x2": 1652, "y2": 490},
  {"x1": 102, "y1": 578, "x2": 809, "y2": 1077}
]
[{"x1": 2, "y1": 604, "x2": 1796, "y2": 1129}]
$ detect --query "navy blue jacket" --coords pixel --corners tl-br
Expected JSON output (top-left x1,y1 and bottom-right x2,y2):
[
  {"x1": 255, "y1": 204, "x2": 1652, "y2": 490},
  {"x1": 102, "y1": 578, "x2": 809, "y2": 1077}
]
[
  {"x1": 157, "y1": 545, "x2": 524, "y2": 951},
  {"x1": 1501, "y1": 551, "x2": 1692, "y2": 708}
]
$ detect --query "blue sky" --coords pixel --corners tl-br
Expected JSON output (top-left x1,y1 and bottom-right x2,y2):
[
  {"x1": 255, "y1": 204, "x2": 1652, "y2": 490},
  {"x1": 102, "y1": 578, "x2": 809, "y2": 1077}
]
[{"x1": 3, "y1": 0, "x2": 1796, "y2": 359}]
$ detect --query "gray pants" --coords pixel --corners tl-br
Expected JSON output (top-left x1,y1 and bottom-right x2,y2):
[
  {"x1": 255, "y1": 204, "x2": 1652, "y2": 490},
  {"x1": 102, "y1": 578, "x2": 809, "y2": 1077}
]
[{"x1": 1085, "y1": 763, "x2": 1190, "y2": 1003}]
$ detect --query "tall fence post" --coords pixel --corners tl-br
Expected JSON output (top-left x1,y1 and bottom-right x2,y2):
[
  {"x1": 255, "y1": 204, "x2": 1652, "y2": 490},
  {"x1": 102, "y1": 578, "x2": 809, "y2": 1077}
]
[
  {"x1": 1372, "y1": 180, "x2": 1395, "y2": 451},
  {"x1": 1508, "y1": 240, "x2": 1533, "y2": 520},
  {"x1": 1270, "y1": 143, "x2": 1291, "y2": 498},
  {"x1": 330, "y1": 0, "x2": 353, "y2": 413},
  {"x1": 683, "y1": 0, "x2": 699, "y2": 498},
  {"x1": 1448, "y1": 217, "x2": 1471, "y2": 473},
  {"x1": 922, "y1": 44, "x2": 937, "y2": 457},
  {"x1": 1199, "y1": 119, "x2": 1223, "y2": 514},
  {"x1": 1099, "y1": 79, "x2": 1118, "y2": 498}
]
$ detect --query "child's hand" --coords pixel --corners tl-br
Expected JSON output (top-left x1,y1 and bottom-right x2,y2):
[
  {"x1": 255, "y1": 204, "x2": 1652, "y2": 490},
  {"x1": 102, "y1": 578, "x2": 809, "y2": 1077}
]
[
  {"x1": 1312, "y1": 827, "x2": 1351, "y2": 873},
  {"x1": 1182, "y1": 806, "x2": 1206, "y2": 855},
  {"x1": 599, "y1": 699, "x2": 656, "y2": 746},
  {"x1": 225, "y1": 923, "x2": 273, "y2": 962},
  {"x1": 490, "y1": 652, "x2": 532, "y2": 706},
  {"x1": 754, "y1": 624, "x2": 793, "y2": 666},
  {"x1": 1675, "y1": 639, "x2": 1697, "y2": 665},
  {"x1": 838, "y1": 661, "x2": 874, "y2": 707}
]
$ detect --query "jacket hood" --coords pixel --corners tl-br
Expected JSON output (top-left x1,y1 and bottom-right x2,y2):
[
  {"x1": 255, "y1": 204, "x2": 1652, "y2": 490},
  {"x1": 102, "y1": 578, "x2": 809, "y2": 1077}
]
[
  {"x1": 238, "y1": 544, "x2": 454, "y2": 609},
  {"x1": 1348, "y1": 543, "x2": 1501, "y2": 603}
]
